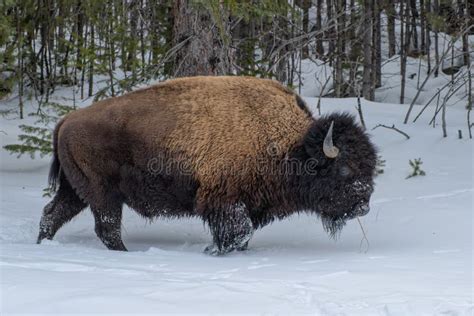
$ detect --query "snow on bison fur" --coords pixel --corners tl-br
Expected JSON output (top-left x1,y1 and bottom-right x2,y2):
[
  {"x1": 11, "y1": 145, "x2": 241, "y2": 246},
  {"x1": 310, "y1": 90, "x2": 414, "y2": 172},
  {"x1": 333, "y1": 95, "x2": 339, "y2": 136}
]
[{"x1": 37, "y1": 76, "x2": 377, "y2": 255}]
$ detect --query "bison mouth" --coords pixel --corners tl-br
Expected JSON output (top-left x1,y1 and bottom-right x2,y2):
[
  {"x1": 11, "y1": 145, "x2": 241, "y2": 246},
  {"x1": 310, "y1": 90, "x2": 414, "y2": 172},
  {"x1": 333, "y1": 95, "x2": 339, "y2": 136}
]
[
  {"x1": 352, "y1": 201, "x2": 370, "y2": 217},
  {"x1": 321, "y1": 202, "x2": 370, "y2": 238}
]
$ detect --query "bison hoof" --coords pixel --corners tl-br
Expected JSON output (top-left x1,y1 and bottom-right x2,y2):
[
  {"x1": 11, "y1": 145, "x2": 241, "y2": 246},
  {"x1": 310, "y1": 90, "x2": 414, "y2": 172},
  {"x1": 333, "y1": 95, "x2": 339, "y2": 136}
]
[
  {"x1": 203, "y1": 244, "x2": 222, "y2": 256},
  {"x1": 236, "y1": 241, "x2": 249, "y2": 251},
  {"x1": 102, "y1": 239, "x2": 128, "y2": 251},
  {"x1": 203, "y1": 244, "x2": 236, "y2": 256},
  {"x1": 36, "y1": 232, "x2": 53, "y2": 244},
  {"x1": 204, "y1": 241, "x2": 249, "y2": 256}
]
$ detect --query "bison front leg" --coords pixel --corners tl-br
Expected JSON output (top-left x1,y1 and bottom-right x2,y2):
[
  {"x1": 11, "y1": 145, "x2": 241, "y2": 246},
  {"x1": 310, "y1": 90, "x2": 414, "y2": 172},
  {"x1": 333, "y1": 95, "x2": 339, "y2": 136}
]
[
  {"x1": 91, "y1": 197, "x2": 127, "y2": 251},
  {"x1": 204, "y1": 202, "x2": 254, "y2": 256}
]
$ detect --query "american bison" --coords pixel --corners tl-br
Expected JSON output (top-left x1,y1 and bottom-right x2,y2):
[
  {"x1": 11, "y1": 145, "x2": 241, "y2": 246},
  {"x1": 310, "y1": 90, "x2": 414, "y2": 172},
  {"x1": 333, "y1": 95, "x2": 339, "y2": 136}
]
[{"x1": 37, "y1": 76, "x2": 377, "y2": 255}]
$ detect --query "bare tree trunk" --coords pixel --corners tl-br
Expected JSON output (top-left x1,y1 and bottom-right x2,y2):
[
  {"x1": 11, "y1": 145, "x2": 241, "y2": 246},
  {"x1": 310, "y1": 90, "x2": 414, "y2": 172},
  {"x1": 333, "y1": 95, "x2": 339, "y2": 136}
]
[
  {"x1": 466, "y1": 0, "x2": 472, "y2": 138},
  {"x1": 425, "y1": 0, "x2": 431, "y2": 73},
  {"x1": 334, "y1": 0, "x2": 345, "y2": 97},
  {"x1": 348, "y1": 0, "x2": 360, "y2": 96},
  {"x1": 315, "y1": 0, "x2": 324, "y2": 57},
  {"x1": 400, "y1": 0, "x2": 407, "y2": 104},
  {"x1": 234, "y1": 18, "x2": 253, "y2": 75},
  {"x1": 410, "y1": 0, "x2": 419, "y2": 54},
  {"x1": 471, "y1": 0, "x2": 474, "y2": 22},
  {"x1": 107, "y1": 2, "x2": 115, "y2": 97},
  {"x1": 420, "y1": 0, "x2": 426, "y2": 52},
  {"x1": 362, "y1": 0, "x2": 374, "y2": 101},
  {"x1": 301, "y1": 0, "x2": 311, "y2": 59},
  {"x1": 433, "y1": 0, "x2": 440, "y2": 77},
  {"x1": 139, "y1": 0, "x2": 146, "y2": 76},
  {"x1": 57, "y1": 0, "x2": 65, "y2": 78},
  {"x1": 80, "y1": 23, "x2": 87, "y2": 99},
  {"x1": 276, "y1": 15, "x2": 288, "y2": 83},
  {"x1": 373, "y1": 0, "x2": 382, "y2": 88},
  {"x1": 88, "y1": 24, "x2": 94, "y2": 97},
  {"x1": 467, "y1": 62, "x2": 472, "y2": 138},
  {"x1": 387, "y1": 0, "x2": 396, "y2": 57},
  {"x1": 150, "y1": 1, "x2": 160, "y2": 66},
  {"x1": 461, "y1": 0, "x2": 469, "y2": 65},
  {"x1": 16, "y1": 6, "x2": 24, "y2": 119},
  {"x1": 127, "y1": 0, "x2": 139, "y2": 76},
  {"x1": 326, "y1": 0, "x2": 335, "y2": 66},
  {"x1": 442, "y1": 96, "x2": 447, "y2": 137},
  {"x1": 75, "y1": 0, "x2": 84, "y2": 78},
  {"x1": 289, "y1": 0, "x2": 297, "y2": 86},
  {"x1": 172, "y1": 0, "x2": 233, "y2": 77}
]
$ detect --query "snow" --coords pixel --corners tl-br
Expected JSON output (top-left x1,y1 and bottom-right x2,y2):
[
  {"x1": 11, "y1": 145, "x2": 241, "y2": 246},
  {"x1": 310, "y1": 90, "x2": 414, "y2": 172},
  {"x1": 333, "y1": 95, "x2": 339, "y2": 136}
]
[{"x1": 1, "y1": 94, "x2": 472, "y2": 314}]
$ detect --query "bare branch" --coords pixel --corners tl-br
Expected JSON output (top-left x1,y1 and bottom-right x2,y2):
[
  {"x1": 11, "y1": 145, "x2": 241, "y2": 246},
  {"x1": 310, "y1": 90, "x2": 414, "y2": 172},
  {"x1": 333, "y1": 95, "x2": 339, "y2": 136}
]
[
  {"x1": 429, "y1": 77, "x2": 467, "y2": 125},
  {"x1": 403, "y1": 24, "x2": 474, "y2": 124},
  {"x1": 356, "y1": 96, "x2": 366, "y2": 131},
  {"x1": 413, "y1": 68, "x2": 468, "y2": 122},
  {"x1": 372, "y1": 124, "x2": 410, "y2": 140}
]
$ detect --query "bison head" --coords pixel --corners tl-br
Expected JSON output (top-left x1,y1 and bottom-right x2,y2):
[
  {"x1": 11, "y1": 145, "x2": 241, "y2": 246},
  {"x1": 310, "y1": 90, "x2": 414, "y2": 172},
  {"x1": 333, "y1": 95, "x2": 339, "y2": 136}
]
[{"x1": 292, "y1": 113, "x2": 377, "y2": 237}]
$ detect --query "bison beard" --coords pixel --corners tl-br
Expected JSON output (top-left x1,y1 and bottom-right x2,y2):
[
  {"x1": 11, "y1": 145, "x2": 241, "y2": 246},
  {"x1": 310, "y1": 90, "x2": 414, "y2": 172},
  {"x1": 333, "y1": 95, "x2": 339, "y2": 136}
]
[
  {"x1": 37, "y1": 76, "x2": 377, "y2": 255},
  {"x1": 321, "y1": 216, "x2": 347, "y2": 239}
]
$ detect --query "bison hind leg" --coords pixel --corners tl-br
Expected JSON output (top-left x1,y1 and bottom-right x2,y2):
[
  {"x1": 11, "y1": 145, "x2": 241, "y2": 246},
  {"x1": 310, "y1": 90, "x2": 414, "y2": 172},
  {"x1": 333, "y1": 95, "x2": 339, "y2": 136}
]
[
  {"x1": 204, "y1": 202, "x2": 254, "y2": 256},
  {"x1": 37, "y1": 175, "x2": 87, "y2": 244}
]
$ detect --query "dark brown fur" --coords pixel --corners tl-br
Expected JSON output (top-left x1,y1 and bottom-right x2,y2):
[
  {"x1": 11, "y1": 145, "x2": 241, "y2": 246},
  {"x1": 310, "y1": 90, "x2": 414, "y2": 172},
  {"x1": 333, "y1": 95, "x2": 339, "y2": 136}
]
[{"x1": 38, "y1": 76, "x2": 377, "y2": 255}]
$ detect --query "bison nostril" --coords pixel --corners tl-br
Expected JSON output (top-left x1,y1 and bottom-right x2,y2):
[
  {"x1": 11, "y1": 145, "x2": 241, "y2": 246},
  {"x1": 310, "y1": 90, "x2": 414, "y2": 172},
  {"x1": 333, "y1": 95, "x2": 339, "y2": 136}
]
[{"x1": 357, "y1": 203, "x2": 370, "y2": 216}]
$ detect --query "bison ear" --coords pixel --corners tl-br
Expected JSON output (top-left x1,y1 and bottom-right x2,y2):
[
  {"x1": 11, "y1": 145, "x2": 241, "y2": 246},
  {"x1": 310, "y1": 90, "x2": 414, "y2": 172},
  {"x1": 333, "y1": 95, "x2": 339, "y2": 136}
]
[{"x1": 303, "y1": 143, "x2": 318, "y2": 159}]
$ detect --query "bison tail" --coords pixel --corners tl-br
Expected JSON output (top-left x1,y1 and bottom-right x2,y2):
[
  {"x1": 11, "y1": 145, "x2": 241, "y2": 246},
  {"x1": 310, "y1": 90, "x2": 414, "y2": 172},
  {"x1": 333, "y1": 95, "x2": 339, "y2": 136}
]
[{"x1": 48, "y1": 119, "x2": 65, "y2": 192}]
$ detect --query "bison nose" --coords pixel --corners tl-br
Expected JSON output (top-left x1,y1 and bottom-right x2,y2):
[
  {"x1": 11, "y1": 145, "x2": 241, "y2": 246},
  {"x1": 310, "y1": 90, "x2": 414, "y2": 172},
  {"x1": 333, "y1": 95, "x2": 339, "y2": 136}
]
[{"x1": 355, "y1": 202, "x2": 370, "y2": 217}]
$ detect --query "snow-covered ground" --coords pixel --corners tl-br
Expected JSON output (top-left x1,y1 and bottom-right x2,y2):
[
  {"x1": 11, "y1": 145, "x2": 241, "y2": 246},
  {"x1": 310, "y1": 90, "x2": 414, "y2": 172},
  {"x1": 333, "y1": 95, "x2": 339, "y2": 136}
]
[{"x1": 1, "y1": 94, "x2": 472, "y2": 315}]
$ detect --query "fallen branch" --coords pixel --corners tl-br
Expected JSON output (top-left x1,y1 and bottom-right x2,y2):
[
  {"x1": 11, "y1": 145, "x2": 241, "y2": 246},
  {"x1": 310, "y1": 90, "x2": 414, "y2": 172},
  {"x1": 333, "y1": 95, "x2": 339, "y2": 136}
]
[
  {"x1": 357, "y1": 217, "x2": 370, "y2": 253},
  {"x1": 372, "y1": 124, "x2": 410, "y2": 139}
]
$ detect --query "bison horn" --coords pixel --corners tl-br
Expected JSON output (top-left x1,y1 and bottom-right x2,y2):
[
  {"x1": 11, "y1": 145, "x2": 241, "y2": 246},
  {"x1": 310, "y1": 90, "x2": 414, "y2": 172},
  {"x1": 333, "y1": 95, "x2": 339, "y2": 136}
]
[{"x1": 323, "y1": 121, "x2": 339, "y2": 158}]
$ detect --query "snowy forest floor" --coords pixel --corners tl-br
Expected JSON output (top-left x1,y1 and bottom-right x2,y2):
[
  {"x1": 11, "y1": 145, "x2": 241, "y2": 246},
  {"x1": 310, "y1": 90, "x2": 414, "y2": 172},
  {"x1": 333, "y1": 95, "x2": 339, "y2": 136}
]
[{"x1": 0, "y1": 95, "x2": 472, "y2": 315}]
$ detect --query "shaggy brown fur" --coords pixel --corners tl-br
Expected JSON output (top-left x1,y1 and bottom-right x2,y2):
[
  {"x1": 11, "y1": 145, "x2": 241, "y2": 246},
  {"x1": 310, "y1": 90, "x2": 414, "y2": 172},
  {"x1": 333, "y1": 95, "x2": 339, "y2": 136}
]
[
  {"x1": 38, "y1": 76, "x2": 377, "y2": 255},
  {"x1": 60, "y1": 76, "x2": 311, "y2": 206}
]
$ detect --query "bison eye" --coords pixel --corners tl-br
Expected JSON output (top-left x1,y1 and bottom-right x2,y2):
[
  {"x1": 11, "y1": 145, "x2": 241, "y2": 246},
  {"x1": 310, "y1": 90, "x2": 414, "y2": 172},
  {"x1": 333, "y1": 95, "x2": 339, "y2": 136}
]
[{"x1": 340, "y1": 165, "x2": 352, "y2": 177}]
